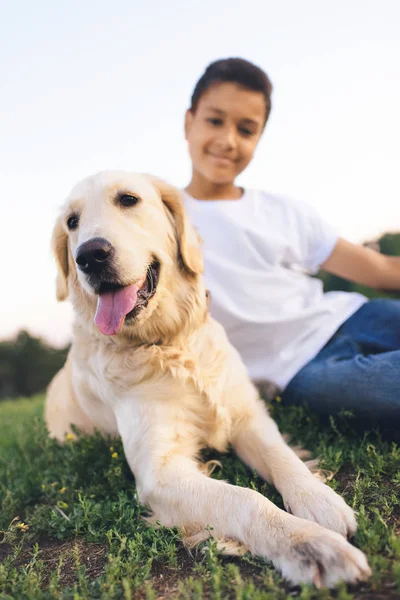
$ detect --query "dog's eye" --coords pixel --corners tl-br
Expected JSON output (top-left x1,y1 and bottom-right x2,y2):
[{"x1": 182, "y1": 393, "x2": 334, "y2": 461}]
[
  {"x1": 67, "y1": 214, "x2": 79, "y2": 230},
  {"x1": 119, "y1": 194, "x2": 139, "y2": 207}
]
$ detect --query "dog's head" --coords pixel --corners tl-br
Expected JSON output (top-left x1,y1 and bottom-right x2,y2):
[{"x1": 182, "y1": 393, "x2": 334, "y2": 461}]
[{"x1": 52, "y1": 171, "x2": 205, "y2": 341}]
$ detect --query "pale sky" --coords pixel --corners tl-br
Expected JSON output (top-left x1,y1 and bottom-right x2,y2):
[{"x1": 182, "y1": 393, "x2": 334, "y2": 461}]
[{"x1": 1, "y1": 0, "x2": 400, "y2": 346}]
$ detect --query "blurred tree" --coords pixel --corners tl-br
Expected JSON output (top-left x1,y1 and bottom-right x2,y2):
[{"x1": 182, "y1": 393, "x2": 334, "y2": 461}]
[
  {"x1": 379, "y1": 233, "x2": 400, "y2": 257},
  {"x1": 0, "y1": 330, "x2": 69, "y2": 399}
]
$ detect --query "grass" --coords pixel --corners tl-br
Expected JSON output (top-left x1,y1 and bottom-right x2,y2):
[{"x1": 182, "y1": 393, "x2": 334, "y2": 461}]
[{"x1": 0, "y1": 395, "x2": 399, "y2": 599}]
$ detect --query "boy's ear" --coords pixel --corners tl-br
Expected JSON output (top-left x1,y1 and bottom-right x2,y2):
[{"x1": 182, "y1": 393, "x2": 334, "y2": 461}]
[{"x1": 184, "y1": 109, "x2": 193, "y2": 140}]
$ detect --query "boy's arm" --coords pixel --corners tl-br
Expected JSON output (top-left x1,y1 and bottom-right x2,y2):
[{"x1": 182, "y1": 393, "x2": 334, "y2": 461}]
[{"x1": 321, "y1": 237, "x2": 400, "y2": 290}]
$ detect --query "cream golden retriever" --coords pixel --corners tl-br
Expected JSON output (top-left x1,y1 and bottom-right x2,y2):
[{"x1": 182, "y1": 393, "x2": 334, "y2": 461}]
[{"x1": 46, "y1": 170, "x2": 371, "y2": 587}]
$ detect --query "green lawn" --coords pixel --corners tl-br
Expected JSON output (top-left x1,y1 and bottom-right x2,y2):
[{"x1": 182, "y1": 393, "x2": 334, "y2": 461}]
[{"x1": 0, "y1": 395, "x2": 399, "y2": 599}]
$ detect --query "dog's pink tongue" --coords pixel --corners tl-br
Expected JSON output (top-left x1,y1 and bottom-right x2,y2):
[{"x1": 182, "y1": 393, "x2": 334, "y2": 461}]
[{"x1": 94, "y1": 284, "x2": 139, "y2": 335}]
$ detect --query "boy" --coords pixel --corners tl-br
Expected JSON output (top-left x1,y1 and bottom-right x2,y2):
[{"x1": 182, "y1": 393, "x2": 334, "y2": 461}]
[{"x1": 183, "y1": 57, "x2": 400, "y2": 425}]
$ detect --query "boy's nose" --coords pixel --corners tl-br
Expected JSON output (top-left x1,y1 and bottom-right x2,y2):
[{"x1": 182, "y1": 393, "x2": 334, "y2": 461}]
[{"x1": 217, "y1": 126, "x2": 237, "y2": 150}]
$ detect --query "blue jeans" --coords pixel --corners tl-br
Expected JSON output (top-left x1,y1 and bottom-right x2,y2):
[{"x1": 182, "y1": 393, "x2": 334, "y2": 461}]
[{"x1": 283, "y1": 299, "x2": 400, "y2": 425}]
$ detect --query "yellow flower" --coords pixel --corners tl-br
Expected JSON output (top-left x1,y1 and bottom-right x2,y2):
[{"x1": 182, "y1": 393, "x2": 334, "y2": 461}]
[
  {"x1": 65, "y1": 433, "x2": 75, "y2": 441},
  {"x1": 109, "y1": 446, "x2": 114, "y2": 452},
  {"x1": 111, "y1": 452, "x2": 118, "y2": 459},
  {"x1": 59, "y1": 487, "x2": 67, "y2": 494},
  {"x1": 17, "y1": 522, "x2": 29, "y2": 532},
  {"x1": 275, "y1": 395, "x2": 282, "y2": 403},
  {"x1": 57, "y1": 501, "x2": 69, "y2": 510}
]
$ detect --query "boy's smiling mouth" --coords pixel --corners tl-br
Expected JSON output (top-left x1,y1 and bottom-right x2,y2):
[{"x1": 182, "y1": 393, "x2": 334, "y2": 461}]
[{"x1": 207, "y1": 152, "x2": 236, "y2": 164}]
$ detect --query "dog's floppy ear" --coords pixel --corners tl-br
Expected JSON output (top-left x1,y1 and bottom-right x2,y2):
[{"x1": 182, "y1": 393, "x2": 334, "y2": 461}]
[
  {"x1": 151, "y1": 177, "x2": 203, "y2": 275},
  {"x1": 51, "y1": 216, "x2": 69, "y2": 301}
]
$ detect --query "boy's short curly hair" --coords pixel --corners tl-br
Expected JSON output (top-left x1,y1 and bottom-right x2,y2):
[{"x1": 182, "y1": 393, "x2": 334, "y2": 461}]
[{"x1": 190, "y1": 57, "x2": 273, "y2": 124}]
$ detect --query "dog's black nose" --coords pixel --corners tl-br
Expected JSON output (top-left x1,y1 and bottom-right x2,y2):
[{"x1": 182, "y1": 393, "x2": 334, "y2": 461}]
[{"x1": 76, "y1": 238, "x2": 114, "y2": 274}]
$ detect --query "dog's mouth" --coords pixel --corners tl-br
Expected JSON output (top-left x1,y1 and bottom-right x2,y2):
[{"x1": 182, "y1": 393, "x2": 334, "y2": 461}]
[{"x1": 94, "y1": 260, "x2": 160, "y2": 336}]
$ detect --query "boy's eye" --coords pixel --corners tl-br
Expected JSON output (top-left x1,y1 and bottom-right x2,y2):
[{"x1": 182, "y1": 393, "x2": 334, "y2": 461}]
[
  {"x1": 207, "y1": 118, "x2": 223, "y2": 126},
  {"x1": 239, "y1": 127, "x2": 253, "y2": 136}
]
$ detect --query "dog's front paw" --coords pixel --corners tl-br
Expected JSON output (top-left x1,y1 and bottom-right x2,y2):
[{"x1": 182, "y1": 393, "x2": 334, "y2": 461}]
[
  {"x1": 275, "y1": 521, "x2": 371, "y2": 587},
  {"x1": 283, "y1": 479, "x2": 357, "y2": 538}
]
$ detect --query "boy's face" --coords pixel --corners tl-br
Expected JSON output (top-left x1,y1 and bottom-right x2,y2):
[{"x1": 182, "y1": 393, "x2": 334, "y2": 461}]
[{"x1": 185, "y1": 82, "x2": 266, "y2": 187}]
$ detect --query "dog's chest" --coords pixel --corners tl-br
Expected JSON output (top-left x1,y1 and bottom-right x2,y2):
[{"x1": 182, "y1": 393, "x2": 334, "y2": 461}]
[
  {"x1": 84, "y1": 349, "x2": 144, "y2": 406},
  {"x1": 73, "y1": 341, "x2": 187, "y2": 405},
  {"x1": 72, "y1": 338, "x2": 233, "y2": 452}
]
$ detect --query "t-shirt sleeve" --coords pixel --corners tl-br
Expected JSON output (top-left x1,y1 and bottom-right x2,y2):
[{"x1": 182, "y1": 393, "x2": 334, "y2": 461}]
[{"x1": 285, "y1": 196, "x2": 339, "y2": 274}]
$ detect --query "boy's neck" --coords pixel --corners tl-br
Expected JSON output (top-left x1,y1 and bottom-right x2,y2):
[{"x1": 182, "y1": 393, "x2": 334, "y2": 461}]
[{"x1": 185, "y1": 174, "x2": 243, "y2": 201}]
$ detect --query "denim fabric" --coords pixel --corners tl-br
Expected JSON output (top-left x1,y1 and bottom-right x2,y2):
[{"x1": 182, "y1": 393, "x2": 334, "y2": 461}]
[{"x1": 283, "y1": 299, "x2": 400, "y2": 424}]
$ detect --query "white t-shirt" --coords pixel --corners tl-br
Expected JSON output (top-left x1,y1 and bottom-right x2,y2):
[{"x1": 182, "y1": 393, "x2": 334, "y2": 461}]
[{"x1": 183, "y1": 189, "x2": 367, "y2": 389}]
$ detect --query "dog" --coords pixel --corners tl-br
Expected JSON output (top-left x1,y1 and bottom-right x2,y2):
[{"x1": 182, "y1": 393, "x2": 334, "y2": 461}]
[{"x1": 45, "y1": 170, "x2": 371, "y2": 587}]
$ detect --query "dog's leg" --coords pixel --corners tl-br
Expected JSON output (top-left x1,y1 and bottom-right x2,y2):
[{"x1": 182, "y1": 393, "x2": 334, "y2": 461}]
[
  {"x1": 232, "y1": 397, "x2": 357, "y2": 538},
  {"x1": 114, "y1": 399, "x2": 370, "y2": 587},
  {"x1": 45, "y1": 360, "x2": 96, "y2": 441}
]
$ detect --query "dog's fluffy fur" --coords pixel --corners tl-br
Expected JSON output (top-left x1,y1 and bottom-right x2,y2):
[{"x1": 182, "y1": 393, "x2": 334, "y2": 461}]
[{"x1": 46, "y1": 171, "x2": 370, "y2": 587}]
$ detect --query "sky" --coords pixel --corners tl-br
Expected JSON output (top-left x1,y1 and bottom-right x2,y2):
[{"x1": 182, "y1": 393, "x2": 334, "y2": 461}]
[{"x1": 1, "y1": 0, "x2": 400, "y2": 346}]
